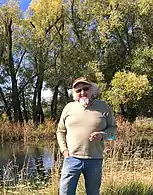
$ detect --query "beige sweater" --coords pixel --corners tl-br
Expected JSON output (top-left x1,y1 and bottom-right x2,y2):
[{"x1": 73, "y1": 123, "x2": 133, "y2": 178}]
[{"x1": 57, "y1": 100, "x2": 117, "y2": 159}]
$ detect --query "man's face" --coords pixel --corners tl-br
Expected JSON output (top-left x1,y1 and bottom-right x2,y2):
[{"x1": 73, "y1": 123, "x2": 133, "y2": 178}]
[{"x1": 73, "y1": 83, "x2": 92, "y2": 101}]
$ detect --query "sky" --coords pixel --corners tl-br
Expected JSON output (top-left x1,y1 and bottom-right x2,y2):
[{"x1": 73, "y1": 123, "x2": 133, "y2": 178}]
[
  {"x1": 0, "y1": 0, "x2": 31, "y2": 11},
  {"x1": 20, "y1": 0, "x2": 31, "y2": 11}
]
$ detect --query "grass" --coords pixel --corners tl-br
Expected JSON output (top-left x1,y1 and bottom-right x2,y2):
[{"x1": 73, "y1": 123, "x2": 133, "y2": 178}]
[
  {"x1": 75, "y1": 157, "x2": 153, "y2": 195},
  {"x1": 0, "y1": 119, "x2": 57, "y2": 143},
  {"x1": 0, "y1": 156, "x2": 153, "y2": 194},
  {"x1": 0, "y1": 116, "x2": 153, "y2": 194},
  {"x1": 1, "y1": 149, "x2": 152, "y2": 195},
  {"x1": 102, "y1": 157, "x2": 153, "y2": 194},
  {"x1": 101, "y1": 182, "x2": 153, "y2": 195}
]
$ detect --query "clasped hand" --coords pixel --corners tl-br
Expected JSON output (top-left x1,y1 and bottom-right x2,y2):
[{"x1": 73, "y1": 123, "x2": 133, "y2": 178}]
[
  {"x1": 63, "y1": 132, "x2": 103, "y2": 158},
  {"x1": 89, "y1": 132, "x2": 103, "y2": 141}
]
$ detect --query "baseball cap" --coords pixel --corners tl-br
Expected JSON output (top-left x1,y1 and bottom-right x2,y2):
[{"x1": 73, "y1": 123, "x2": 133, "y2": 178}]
[{"x1": 72, "y1": 77, "x2": 91, "y2": 88}]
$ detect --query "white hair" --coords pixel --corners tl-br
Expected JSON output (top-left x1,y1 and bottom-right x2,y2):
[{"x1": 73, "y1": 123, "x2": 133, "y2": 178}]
[{"x1": 72, "y1": 82, "x2": 100, "y2": 101}]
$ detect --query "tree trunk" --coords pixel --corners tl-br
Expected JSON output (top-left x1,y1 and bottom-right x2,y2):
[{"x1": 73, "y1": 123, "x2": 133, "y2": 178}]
[
  {"x1": 36, "y1": 77, "x2": 44, "y2": 124},
  {"x1": 32, "y1": 73, "x2": 44, "y2": 125},
  {"x1": 32, "y1": 85, "x2": 37, "y2": 124},
  {"x1": 0, "y1": 87, "x2": 12, "y2": 121},
  {"x1": 6, "y1": 18, "x2": 23, "y2": 123},
  {"x1": 64, "y1": 87, "x2": 69, "y2": 104},
  {"x1": 51, "y1": 84, "x2": 59, "y2": 120},
  {"x1": 21, "y1": 90, "x2": 28, "y2": 123}
]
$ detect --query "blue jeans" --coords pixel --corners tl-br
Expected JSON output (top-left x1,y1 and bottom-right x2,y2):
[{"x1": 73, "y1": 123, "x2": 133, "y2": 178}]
[{"x1": 59, "y1": 157, "x2": 103, "y2": 195}]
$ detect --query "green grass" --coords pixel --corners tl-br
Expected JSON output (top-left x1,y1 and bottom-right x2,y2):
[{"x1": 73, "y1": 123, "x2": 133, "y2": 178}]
[{"x1": 102, "y1": 182, "x2": 153, "y2": 195}]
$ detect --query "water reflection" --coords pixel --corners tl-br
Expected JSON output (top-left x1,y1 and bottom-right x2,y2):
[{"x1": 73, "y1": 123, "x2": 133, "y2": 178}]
[{"x1": 0, "y1": 142, "x2": 55, "y2": 186}]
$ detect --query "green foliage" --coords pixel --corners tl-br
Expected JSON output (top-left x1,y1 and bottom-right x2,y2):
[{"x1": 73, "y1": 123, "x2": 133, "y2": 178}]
[
  {"x1": 84, "y1": 61, "x2": 107, "y2": 98},
  {"x1": 1, "y1": 0, "x2": 153, "y2": 121},
  {"x1": 107, "y1": 71, "x2": 151, "y2": 113},
  {"x1": 131, "y1": 47, "x2": 153, "y2": 79},
  {"x1": 0, "y1": 0, "x2": 21, "y2": 22},
  {"x1": 138, "y1": 0, "x2": 153, "y2": 15}
]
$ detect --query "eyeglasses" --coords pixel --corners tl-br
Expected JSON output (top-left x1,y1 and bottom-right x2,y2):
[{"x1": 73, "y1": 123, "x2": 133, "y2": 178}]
[{"x1": 75, "y1": 87, "x2": 90, "y2": 93}]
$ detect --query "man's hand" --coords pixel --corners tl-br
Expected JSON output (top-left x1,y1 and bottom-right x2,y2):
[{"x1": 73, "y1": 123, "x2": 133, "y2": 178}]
[
  {"x1": 89, "y1": 132, "x2": 103, "y2": 141},
  {"x1": 63, "y1": 149, "x2": 69, "y2": 158}
]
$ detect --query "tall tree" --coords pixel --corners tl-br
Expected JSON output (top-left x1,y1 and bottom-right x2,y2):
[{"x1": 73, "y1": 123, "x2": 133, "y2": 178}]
[
  {"x1": 25, "y1": 0, "x2": 62, "y2": 124},
  {"x1": 0, "y1": 1, "x2": 24, "y2": 122}
]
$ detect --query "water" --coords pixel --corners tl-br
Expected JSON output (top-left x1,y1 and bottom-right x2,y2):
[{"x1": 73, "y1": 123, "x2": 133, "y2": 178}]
[
  {"x1": 107, "y1": 135, "x2": 115, "y2": 141},
  {"x1": 0, "y1": 141, "x2": 56, "y2": 186}
]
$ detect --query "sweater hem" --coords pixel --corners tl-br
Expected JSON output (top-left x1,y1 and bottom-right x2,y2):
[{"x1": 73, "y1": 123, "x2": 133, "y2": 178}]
[{"x1": 69, "y1": 153, "x2": 103, "y2": 159}]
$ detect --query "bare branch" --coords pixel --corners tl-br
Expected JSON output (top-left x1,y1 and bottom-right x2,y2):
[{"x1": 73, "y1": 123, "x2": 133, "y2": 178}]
[
  {"x1": 16, "y1": 51, "x2": 26, "y2": 74},
  {"x1": 19, "y1": 74, "x2": 37, "y2": 93},
  {"x1": 45, "y1": 15, "x2": 62, "y2": 35},
  {"x1": 30, "y1": 21, "x2": 36, "y2": 29}
]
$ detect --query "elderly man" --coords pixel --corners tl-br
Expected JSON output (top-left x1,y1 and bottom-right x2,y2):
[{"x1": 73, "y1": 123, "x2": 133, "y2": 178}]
[{"x1": 57, "y1": 77, "x2": 117, "y2": 195}]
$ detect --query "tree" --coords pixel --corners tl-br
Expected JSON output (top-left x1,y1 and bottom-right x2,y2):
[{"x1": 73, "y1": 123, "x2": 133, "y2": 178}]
[
  {"x1": 1, "y1": 0, "x2": 153, "y2": 123},
  {"x1": 107, "y1": 71, "x2": 151, "y2": 121},
  {"x1": 0, "y1": 1, "x2": 24, "y2": 122}
]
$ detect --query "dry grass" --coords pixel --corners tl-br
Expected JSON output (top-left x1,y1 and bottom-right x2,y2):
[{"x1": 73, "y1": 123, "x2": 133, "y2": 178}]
[
  {"x1": 1, "y1": 156, "x2": 153, "y2": 195},
  {"x1": 75, "y1": 116, "x2": 153, "y2": 194},
  {"x1": 102, "y1": 158, "x2": 153, "y2": 187},
  {"x1": 1, "y1": 158, "x2": 153, "y2": 195},
  {"x1": 75, "y1": 157, "x2": 153, "y2": 195},
  {"x1": 0, "y1": 116, "x2": 153, "y2": 194},
  {"x1": 0, "y1": 119, "x2": 57, "y2": 143}
]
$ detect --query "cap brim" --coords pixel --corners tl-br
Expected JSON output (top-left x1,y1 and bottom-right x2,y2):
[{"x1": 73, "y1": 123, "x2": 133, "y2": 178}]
[{"x1": 73, "y1": 81, "x2": 90, "y2": 88}]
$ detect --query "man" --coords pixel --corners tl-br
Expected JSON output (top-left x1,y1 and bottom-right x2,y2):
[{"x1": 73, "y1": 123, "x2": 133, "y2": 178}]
[{"x1": 57, "y1": 77, "x2": 117, "y2": 195}]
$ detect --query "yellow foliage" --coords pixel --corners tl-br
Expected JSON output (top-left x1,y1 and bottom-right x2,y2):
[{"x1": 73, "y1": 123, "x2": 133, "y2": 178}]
[
  {"x1": 0, "y1": 2, "x2": 20, "y2": 24},
  {"x1": 30, "y1": 0, "x2": 62, "y2": 20},
  {"x1": 1, "y1": 113, "x2": 7, "y2": 121},
  {"x1": 28, "y1": 0, "x2": 62, "y2": 38},
  {"x1": 138, "y1": 0, "x2": 153, "y2": 14}
]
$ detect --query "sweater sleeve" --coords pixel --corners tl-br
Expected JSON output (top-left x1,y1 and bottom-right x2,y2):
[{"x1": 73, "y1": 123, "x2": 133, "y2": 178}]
[
  {"x1": 56, "y1": 106, "x2": 68, "y2": 153},
  {"x1": 102, "y1": 104, "x2": 117, "y2": 140}
]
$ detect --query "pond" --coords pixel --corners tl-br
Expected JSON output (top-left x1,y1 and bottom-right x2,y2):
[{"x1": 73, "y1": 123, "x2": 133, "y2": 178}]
[{"x1": 0, "y1": 141, "x2": 57, "y2": 186}]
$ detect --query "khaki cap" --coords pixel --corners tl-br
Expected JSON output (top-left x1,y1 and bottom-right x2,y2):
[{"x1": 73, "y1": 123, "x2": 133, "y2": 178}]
[{"x1": 72, "y1": 77, "x2": 91, "y2": 88}]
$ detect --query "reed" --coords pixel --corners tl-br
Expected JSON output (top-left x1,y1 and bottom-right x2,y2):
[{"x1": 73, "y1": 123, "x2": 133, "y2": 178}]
[
  {"x1": 0, "y1": 116, "x2": 153, "y2": 194},
  {"x1": 75, "y1": 157, "x2": 153, "y2": 195},
  {"x1": 1, "y1": 156, "x2": 153, "y2": 195},
  {"x1": 1, "y1": 152, "x2": 153, "y2": 194},
  {"x1": 0, "y1": 119, "x2": 57, "y2": 143}
]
